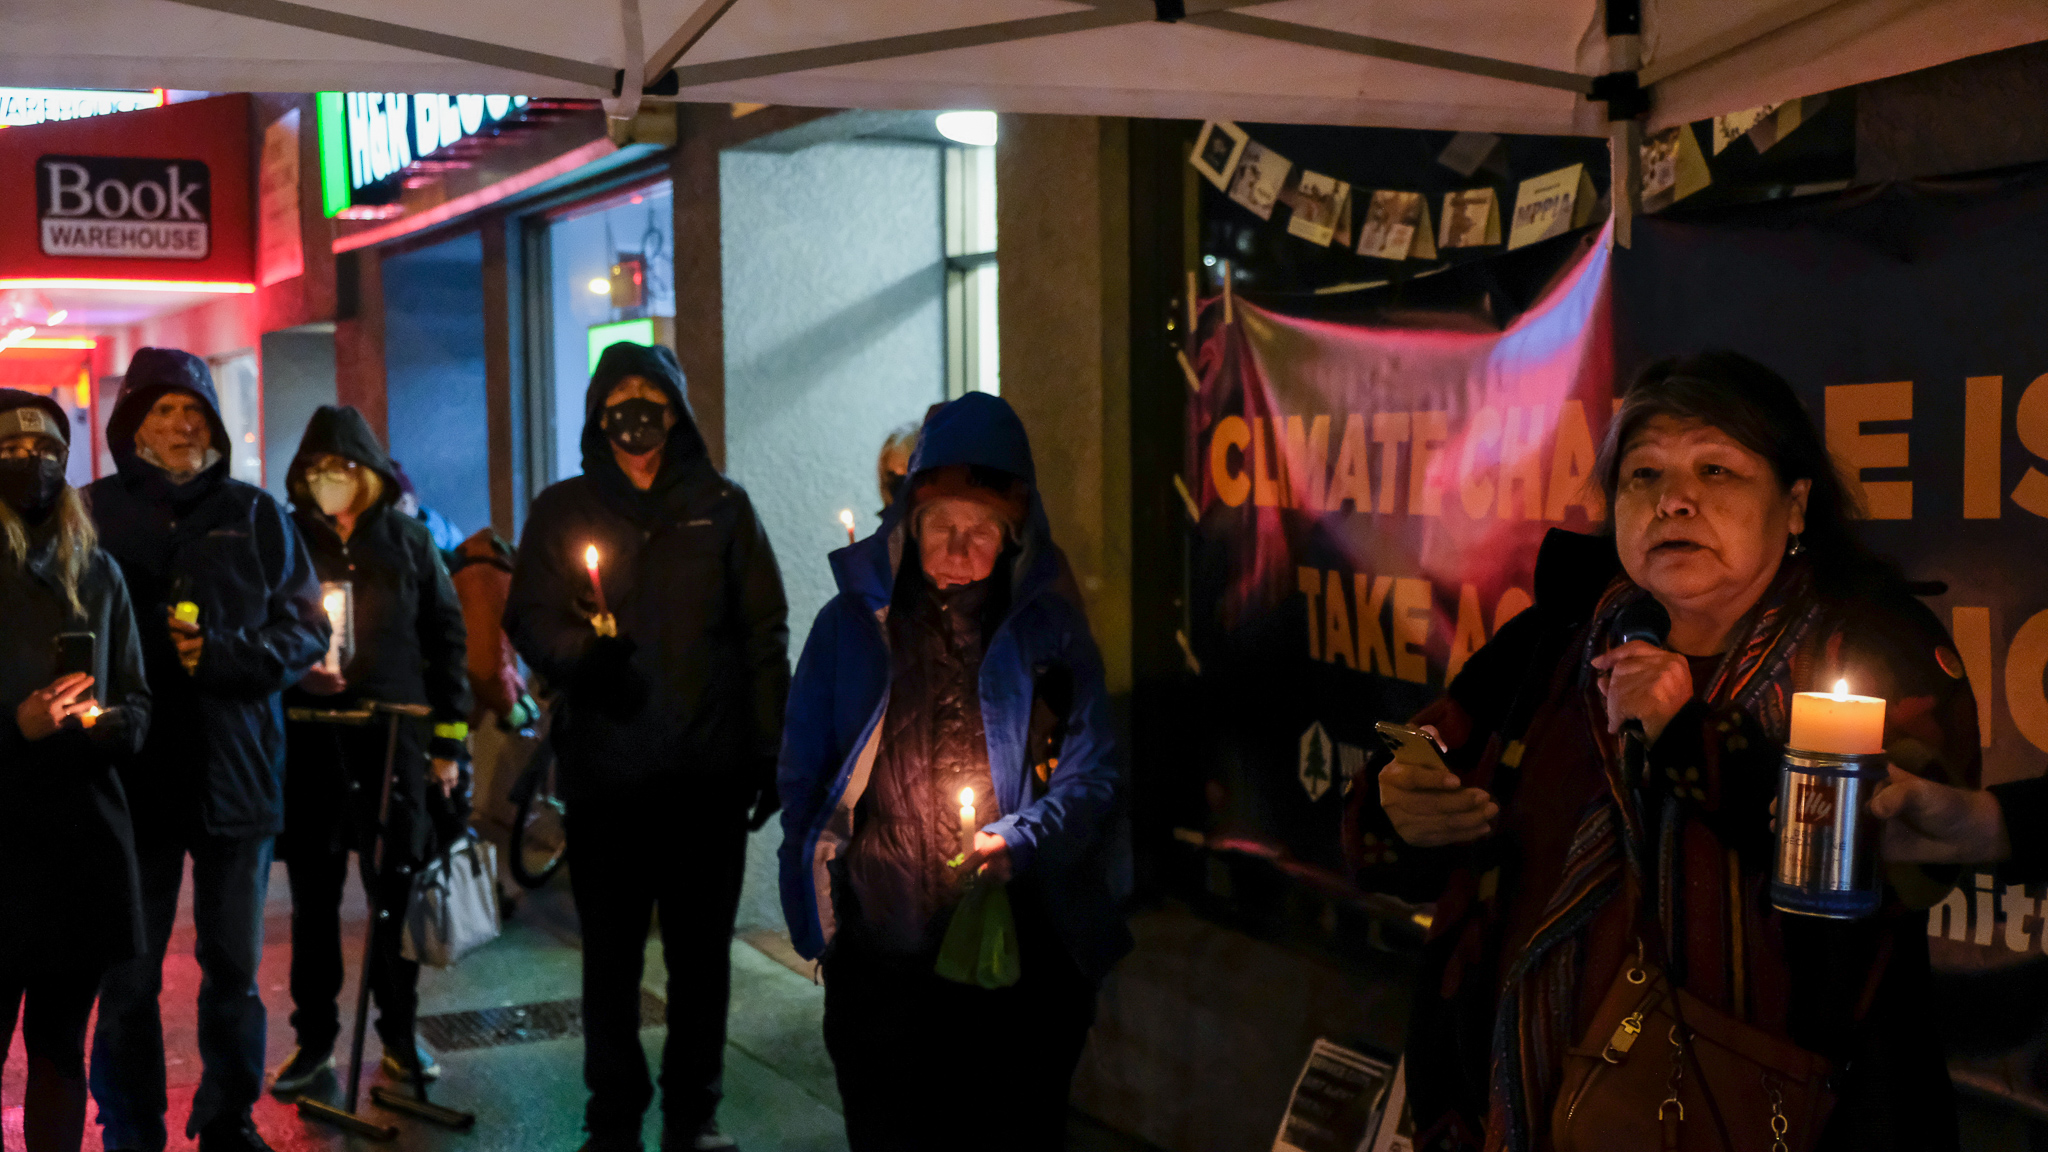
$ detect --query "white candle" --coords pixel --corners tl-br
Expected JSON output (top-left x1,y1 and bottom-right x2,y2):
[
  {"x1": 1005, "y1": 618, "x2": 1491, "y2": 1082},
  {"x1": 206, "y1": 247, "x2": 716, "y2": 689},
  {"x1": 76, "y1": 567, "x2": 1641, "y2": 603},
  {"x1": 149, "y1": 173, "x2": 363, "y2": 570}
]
[
  {"x1": 320, "y1": 585, "x2": 348, "y2": 673},
  {"x1": 839, "y1": 508, "x2": 856, "y2": 545},
  {"x1": 1788, "y1": 678, "x2": 1886, "y2": 755},
  {"x1": 958, "y1": 786, "x2": 977, "y2": 858}
]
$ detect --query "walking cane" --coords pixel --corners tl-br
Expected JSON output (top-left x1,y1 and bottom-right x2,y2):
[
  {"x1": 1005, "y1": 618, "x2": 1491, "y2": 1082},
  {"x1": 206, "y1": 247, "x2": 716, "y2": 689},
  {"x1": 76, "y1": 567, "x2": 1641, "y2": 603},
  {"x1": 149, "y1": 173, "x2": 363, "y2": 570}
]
[{"x1": 290, "y1": 700, "x2": 475, "y2": 1137}]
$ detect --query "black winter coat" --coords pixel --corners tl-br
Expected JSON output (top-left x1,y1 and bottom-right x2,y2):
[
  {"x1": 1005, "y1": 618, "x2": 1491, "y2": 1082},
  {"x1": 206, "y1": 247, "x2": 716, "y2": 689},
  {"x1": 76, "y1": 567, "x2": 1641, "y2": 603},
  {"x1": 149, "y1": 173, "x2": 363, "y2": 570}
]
[
  {"x1": 282, "y1": 405, "x2": 472, "y2": 862},
  {"x1": 504, "y1": 342, "x2": 790, "y2": 814},
  {"x1": 85, "y1": 357, "x2": 329, "y2": 838},
  {"x1": 0, "y1": 520, "x2": 153, "y2": 969}
]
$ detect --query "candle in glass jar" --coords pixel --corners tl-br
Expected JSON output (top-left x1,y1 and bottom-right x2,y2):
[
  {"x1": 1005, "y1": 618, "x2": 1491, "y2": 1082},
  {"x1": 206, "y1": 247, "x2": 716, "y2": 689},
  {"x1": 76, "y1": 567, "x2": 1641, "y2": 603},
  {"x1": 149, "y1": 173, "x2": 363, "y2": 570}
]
[
  {"x1": 583, "y1": 544, "x2": 609, "y2": 617},
  {"x1": 839, "y1": 508, "x2": 856, "y2": 545},
  {"x1": 1788, "y1": 679, "x2": 1886, "y2": 754},
  {"x1": 321, "y1": 587, "x2": 348, "y2": 673},
  {"x1": 958, "y1": 787, "x2": 977, "y2": 858}
]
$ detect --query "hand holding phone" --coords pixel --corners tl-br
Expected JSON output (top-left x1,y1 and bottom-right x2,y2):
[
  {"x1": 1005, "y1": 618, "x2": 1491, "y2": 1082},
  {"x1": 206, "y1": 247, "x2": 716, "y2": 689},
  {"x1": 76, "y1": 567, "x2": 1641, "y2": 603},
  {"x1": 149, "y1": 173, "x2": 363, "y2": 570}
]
[{"x1": 1375, "y1": 721, "x2": 1498, "y2": 848}]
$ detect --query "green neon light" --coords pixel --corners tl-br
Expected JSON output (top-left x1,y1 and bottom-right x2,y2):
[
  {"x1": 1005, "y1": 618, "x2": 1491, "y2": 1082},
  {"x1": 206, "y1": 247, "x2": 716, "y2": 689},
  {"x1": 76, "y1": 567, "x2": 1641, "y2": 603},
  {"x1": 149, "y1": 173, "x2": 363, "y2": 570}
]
[
  {"x1": 315, "y1": 92, "x2": 350, "y2": 218},
  {"x1": 588, "y1": 318, "x2": 658, "y2": 375}
]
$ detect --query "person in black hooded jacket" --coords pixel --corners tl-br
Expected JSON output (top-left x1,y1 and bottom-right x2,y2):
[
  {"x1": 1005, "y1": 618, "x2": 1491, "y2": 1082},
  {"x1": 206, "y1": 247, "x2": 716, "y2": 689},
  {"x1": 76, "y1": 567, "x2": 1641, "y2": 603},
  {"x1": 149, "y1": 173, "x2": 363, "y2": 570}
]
[
  {"x1": 0, "y1": 389, "x2": 151, "y2": 1152},
  {"x1": 266, "y1": 405, "x2": 472, "y2": 1097},
  {"x1": 504, "y1": 342, "x2": 789, "y2": 1152},
  {"x1": 84, "y1": 348, "x2": 328, "y2": 1152}
]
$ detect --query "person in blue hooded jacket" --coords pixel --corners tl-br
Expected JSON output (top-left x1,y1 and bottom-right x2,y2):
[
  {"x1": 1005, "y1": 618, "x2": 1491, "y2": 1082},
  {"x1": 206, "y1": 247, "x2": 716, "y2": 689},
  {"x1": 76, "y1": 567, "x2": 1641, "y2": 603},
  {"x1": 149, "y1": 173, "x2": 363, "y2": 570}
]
[
  {"x1": 778, "y1": 392, "x2": 1132, "y2": 1151},
  {"x1": 84, "y1": 348, "x2": 329, "y2": 1152}
]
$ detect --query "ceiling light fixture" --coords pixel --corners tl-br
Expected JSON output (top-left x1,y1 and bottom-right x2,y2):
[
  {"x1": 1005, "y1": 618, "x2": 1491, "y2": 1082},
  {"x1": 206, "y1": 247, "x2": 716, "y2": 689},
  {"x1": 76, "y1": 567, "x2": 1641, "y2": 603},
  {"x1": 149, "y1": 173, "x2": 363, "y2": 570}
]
[{"x1": 935, "y1": 111, "x2": 998, "y2": 147}]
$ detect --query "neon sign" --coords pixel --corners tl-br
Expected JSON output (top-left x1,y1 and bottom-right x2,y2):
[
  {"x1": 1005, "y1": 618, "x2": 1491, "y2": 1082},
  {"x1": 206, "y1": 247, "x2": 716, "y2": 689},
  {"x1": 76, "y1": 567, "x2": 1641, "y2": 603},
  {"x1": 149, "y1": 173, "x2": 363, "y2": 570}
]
[
  {"x1": 315, "y1": 92, "x2": 530, "y2": 217},
  {"x1": 0, "y1": 88, "x2": 164, "y2": 129}
]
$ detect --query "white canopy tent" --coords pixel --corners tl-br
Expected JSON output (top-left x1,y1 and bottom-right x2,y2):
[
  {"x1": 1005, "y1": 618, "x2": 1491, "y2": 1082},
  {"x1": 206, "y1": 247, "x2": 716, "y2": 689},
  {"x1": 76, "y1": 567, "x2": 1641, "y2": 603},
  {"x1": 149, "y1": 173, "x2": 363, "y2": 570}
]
[{"x1": 6, "y1": 0, "x2": 2045, "y2": 137}]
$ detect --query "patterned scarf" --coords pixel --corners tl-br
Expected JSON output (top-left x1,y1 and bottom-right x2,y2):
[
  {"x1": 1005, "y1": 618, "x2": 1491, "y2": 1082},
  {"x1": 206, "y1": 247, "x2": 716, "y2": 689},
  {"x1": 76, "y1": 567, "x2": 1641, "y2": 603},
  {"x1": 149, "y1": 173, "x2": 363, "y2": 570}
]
[{"x1": 1485, "y1": 559, "x2": 1823, "y2": 1152}]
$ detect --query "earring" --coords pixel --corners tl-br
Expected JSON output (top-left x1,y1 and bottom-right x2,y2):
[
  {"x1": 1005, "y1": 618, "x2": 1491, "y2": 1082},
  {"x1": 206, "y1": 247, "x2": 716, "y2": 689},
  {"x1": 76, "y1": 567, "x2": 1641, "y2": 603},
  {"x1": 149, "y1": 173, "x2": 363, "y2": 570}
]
[{"x1": 1788, "y1": 533, "x2": 1805, "y2": 556}]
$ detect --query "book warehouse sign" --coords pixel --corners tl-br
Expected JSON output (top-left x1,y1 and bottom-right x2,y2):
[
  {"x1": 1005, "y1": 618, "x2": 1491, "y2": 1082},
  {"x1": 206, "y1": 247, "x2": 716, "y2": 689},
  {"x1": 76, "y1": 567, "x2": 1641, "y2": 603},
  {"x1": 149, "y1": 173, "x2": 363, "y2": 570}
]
[{"x1": 37, "y1": 154, "x2": 210, "y2": 259}]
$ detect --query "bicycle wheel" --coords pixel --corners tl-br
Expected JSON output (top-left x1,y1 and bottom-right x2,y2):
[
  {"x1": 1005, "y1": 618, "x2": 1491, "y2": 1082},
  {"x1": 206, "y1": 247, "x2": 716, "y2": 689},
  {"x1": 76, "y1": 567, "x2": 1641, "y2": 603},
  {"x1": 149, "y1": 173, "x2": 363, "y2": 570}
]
[{"x1": 508, "y1": 748, "x2": 567, "y2": 888}]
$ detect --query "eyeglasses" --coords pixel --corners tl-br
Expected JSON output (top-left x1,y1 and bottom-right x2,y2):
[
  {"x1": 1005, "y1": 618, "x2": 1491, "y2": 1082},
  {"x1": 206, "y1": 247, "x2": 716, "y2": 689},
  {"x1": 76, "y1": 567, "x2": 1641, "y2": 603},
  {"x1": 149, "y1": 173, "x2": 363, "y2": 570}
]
[{"x1": 0, "y1": 442, "x2": 60, "y2": 462}]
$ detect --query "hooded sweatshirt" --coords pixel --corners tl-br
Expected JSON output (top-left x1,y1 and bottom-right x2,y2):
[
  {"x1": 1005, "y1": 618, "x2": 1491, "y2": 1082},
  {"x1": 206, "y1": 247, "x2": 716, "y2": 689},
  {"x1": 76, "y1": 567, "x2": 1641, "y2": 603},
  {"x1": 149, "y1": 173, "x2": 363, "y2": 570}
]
[
  {"x1": 503, "y1": 342, "x2": 790, "y2": 812},
  {"x1": 777, "y1": 392, "x2": 1133, "y2": 980},
  {"x1": 282, "y1": 405, "x2": 471, "y2": 734},
  {"x1": 84, "y1": 347, "x2": 329, "y2": 838}
]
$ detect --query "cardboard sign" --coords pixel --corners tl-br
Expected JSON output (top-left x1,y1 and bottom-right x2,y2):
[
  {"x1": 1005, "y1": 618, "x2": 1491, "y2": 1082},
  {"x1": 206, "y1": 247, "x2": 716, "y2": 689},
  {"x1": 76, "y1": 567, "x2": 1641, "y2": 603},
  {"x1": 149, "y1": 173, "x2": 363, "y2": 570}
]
[
  {"x1": 1364, "y1": 1060, "x2": 1414, "y2": 1152},
  {"x1": 1192, "y1": 119, "x2": 1251, "y2": 192},
  {"x1": 1641, "y1": 124, "x2": 1711, "y2": 213},
  {"x1": 1507, "y1": 163, "x2": 1595, "y2": 250},
  {"x1": 1272, "y1": 1039, "x2": 1396, "y2": 1152},
  {"x1": 1356, "y1": 190, "x2": 1437, "y2": 261},
  {"x1": 1438, "y1": 188, "x2": 1502, "y2": 248},
  {"x1": 1284, "y1": 170, "x2": 1351, "y2": 247},
  {"x1": 1228, "y1": 141, "x2": 1293, "y2": 221},
  {"x1": 36, "y1": 154, "x2": 211, "y2": 260}
]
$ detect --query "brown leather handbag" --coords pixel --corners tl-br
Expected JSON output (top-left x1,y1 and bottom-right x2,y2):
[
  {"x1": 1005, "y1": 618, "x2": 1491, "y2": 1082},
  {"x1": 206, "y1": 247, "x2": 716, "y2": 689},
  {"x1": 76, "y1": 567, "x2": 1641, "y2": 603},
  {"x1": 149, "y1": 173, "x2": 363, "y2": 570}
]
[{"x1": 1551, "y1": 955, "x2": 1833, "y2": 1152}]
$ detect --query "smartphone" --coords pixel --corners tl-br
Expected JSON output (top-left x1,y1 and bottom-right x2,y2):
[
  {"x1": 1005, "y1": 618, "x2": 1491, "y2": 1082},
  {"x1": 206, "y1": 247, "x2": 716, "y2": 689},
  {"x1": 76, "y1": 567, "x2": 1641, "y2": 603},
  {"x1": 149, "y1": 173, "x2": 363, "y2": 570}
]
[
  {"x1": 1375, "y1": 721, "x2": 1449, "y2": 770},
  {"x1": 55, "y1": 631, "x2": 96, "y2": 680}
]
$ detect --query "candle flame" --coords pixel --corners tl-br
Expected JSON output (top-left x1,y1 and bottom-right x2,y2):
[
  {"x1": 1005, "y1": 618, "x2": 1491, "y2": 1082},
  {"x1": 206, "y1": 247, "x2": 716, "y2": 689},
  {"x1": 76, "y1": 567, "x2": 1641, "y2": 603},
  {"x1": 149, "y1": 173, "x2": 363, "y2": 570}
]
[
  {"x1": 1833, "y1": 678, "x2": 1850, "y2": 698},
  {"x1": 322, "y1": 590, "x2": 345, "y2": 615},
  {"x1": 958, "y1": 787, "x2": 974, "y2": 807},
  {"x1": 839, "y1": 509, "x2": 855, "y2": 530},
  {"x1": 584, "y1": 544, "x2": 601, "y2": 568}
]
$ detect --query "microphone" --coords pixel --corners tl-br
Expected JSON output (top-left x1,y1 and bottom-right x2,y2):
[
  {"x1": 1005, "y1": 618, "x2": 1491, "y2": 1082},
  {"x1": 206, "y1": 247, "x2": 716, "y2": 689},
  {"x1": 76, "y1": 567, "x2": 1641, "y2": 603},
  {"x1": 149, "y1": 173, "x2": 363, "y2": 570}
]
[{"x1": 1608, "y1": 597, "x2": 1671, "y2": 742}]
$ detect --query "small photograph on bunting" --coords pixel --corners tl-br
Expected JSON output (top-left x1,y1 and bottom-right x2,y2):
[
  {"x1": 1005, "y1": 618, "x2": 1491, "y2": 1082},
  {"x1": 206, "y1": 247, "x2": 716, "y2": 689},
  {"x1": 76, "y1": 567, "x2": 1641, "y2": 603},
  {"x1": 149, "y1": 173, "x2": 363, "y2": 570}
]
[
  {"x1": 1712, "y1": 102, "x2": 1783, "y2": 154},
  {"x1": 1641, "y1": 124, "x2": 1711, "y2": 213},
  {"x1": 1227, "y1": 141, "x2": 1293, "y2": 219},
  {"x1": 1191, "y1": 119, "x2": 1250, "y2": 191},
  {"x1": 1272, "y1": 1038, "x2": 1397, "y2": 1152},
  {"x1": 1747, "y1": 93, "x2": 1827, "y2": 153},
  {"x1": 1507, "y1": 163, "x2": 1595, "y2": 250},
  {"x1": 1356, "y1": 190, "x2": 1436, "y2": 260},
  {"x1": 1282, "y1": 169, "x2": 1351, "y2": 247},
  {"x1": 1438, "y1": 187, "x2": 1501, "y2": 248},
  {"x1": 1331, "y1": 188, "x2": 1355, "y2": 249}
]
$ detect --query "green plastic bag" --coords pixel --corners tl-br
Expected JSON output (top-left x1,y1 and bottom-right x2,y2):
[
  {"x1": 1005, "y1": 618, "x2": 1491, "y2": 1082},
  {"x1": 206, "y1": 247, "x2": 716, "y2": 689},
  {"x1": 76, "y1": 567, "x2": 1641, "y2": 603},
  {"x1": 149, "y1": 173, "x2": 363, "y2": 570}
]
[{"x1": 935, "y1": 875, "x2": 1022, "y2": 988}]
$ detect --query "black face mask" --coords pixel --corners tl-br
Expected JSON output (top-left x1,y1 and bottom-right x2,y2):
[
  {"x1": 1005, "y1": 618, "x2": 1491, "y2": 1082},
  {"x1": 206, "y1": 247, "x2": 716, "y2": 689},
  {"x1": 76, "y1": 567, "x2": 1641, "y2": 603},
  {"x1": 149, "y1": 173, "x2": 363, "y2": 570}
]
[
  {"x1": 602, "y1": 398, "x2": 669, "y2": 456},
  {"x1": 0, "y1": 455, "x2": 64, "y2": 522}
]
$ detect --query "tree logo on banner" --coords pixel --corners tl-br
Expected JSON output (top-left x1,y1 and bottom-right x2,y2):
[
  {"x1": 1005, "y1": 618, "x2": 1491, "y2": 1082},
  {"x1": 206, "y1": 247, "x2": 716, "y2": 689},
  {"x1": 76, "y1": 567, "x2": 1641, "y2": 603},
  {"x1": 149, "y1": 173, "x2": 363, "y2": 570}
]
[{"x1": 1299, "y1": 721, "x2": 1334, "y2": 802}]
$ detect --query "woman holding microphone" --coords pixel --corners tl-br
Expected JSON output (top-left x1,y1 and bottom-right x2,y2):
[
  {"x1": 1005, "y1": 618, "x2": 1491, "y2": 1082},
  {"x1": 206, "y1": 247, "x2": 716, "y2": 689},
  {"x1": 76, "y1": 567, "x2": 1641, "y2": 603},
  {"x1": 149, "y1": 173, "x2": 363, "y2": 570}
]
[
  {"x1": 1350, "y1": 353, "x2": 1979, "y2": 1152},
  {"x1": 0, "y1": 389, "x2": 151, "y2": 1151}
]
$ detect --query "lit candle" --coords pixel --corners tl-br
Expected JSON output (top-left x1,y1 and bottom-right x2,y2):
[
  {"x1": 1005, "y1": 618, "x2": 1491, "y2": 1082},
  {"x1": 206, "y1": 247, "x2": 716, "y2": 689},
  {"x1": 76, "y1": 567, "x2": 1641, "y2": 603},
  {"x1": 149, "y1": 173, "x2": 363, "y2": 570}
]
[
  {"x1": 1788, "y1": 678, "x2": 1886, "y2": 755},
  {"x1": 583, "y1": 544, "x2": 609, "y2": 617},
  {"x1": 81, "y1": 704, "x2": 102, "y2": 729},
  {"x1": 958, "y1": 786, "x2": 977, "y2": 859},
  {"x1": 839, "y1": 508, "x2": 856, "y2": 545},
  {"x1": 321, "y1": 587, "x2": 347, "y2": 673}
]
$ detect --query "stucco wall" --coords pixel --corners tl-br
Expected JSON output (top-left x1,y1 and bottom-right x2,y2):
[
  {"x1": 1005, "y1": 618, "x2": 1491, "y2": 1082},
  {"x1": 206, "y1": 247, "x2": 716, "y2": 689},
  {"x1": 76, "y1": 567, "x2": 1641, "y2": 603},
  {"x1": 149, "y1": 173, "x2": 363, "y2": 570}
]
[{"x1": 720, "y1": 139, "x2": 946, "y2": 932}]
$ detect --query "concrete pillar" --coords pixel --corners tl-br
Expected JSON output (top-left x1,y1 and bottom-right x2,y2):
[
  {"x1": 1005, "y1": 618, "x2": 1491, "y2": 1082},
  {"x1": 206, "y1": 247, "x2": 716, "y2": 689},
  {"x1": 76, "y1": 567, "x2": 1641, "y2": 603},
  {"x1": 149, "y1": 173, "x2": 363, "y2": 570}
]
[{"x1": 997, "y1": 115, "x2": 1133, "y2": 693}]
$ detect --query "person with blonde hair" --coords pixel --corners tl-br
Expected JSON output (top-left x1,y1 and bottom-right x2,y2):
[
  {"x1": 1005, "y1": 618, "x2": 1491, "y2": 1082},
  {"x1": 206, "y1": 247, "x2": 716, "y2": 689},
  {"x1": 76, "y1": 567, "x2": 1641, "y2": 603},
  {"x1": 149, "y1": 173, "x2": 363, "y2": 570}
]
[{"x1": 0, "y1": 388, "x2": 151, "y2": 1151}]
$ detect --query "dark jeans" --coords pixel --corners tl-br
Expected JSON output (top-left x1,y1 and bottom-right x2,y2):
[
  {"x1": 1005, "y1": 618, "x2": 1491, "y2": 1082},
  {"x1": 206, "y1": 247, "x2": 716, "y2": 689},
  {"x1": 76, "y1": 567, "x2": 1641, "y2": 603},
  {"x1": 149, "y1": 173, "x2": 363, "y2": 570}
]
[
  {"x1": 90, "y1": 829, "x2": 273, "y2": 1151},
  {"x1": 283, "y1": 838, "x2": 421, "y2": 1057},
  {"x1": 567, "y1": 804, "x2": 749, "y2": 1148},
  {"x1": 1, "y1": 963, "x2": 104, "y2": 1152},
  {"x1": 821, "y1": 888, "x2": 1099, "y2": 1152}
]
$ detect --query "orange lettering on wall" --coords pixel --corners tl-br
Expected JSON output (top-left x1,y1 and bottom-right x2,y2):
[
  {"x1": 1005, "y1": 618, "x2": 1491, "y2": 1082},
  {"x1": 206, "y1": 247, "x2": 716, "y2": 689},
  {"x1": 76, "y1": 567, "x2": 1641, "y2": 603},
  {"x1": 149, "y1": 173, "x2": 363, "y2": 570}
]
[
  {"x1": 1545, "y1": 399, "x2": 1604, "y2": 521},
  {"x1": 1252, "y1": 417, "x2": 1285, "y2": 508},
  {"x1": 1356, "y1": 573, "x2": 1396, "y2": 676},
  {"x1": 1373, "y1": 413, "x2": 1410, "y2": 515},
  {"x1": 1393, "y1": 577, "x2": 1432, "y2": 684},
  {"x1": 1282, "y1": 414, "x2": 1331, "y2": 513},
  {"x1": 1327, "y1": 414, "x2": 1373, "y2": 513},
  {"x1": 2011, "y1": 374, "x2": 2048, "y2": 519},
  {"x1": 1824, "y1": 381, "x2": 1914, "y2": 520},
  {"x1": 1498, "y1": 406, "x2": 1548, "y2": 521},
  {"x1": 1963, "y1": 376, "x2": 2003, "y2": 520},
  {"x1": 1408, "y1": 412, "x2": 1450, "y2": 517},
  {"x1": 1458, "y1": 406, "x2": 1502, "y2": 519},
  {"x1": 1209, "y1": 415, "x2": 1251, "y2": 507},
  {"x1": 1323, "y1": 568, "x2": 1356, "y2": 668}
]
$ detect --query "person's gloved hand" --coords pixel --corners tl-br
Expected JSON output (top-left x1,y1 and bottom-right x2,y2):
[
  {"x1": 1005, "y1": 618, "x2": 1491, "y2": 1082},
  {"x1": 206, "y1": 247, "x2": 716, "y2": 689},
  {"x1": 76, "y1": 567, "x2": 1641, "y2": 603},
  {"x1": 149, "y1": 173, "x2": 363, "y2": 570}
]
[
  {"x1": 573, "y1": 635, "x2": 648, "y2": 719},
  {"x1": 747, "y1": 779, "x2": 781, "y2": 831}
]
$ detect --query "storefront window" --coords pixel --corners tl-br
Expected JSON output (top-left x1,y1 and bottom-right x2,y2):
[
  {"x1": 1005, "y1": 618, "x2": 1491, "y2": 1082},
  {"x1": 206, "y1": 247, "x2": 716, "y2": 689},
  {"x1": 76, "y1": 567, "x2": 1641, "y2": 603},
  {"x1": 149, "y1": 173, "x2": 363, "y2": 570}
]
[{"x1": 544, "y1": 180, "x2": 675, "y2": 482}]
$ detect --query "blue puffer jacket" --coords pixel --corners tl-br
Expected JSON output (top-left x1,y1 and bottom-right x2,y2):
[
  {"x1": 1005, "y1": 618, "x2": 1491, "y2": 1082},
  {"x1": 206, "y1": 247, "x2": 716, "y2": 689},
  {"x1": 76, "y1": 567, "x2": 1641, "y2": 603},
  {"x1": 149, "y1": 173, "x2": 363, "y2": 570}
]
[{"x1": 777, "y1": 393, "x2": 1132, "y2": 981}]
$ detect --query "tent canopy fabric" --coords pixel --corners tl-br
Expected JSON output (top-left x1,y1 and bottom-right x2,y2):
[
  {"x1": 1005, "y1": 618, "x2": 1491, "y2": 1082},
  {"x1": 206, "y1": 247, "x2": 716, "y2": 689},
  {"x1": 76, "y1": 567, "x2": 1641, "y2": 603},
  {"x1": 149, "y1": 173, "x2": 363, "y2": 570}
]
[{"x1": 7, "y1": 0, "x2": 2046, "y2": 135}]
